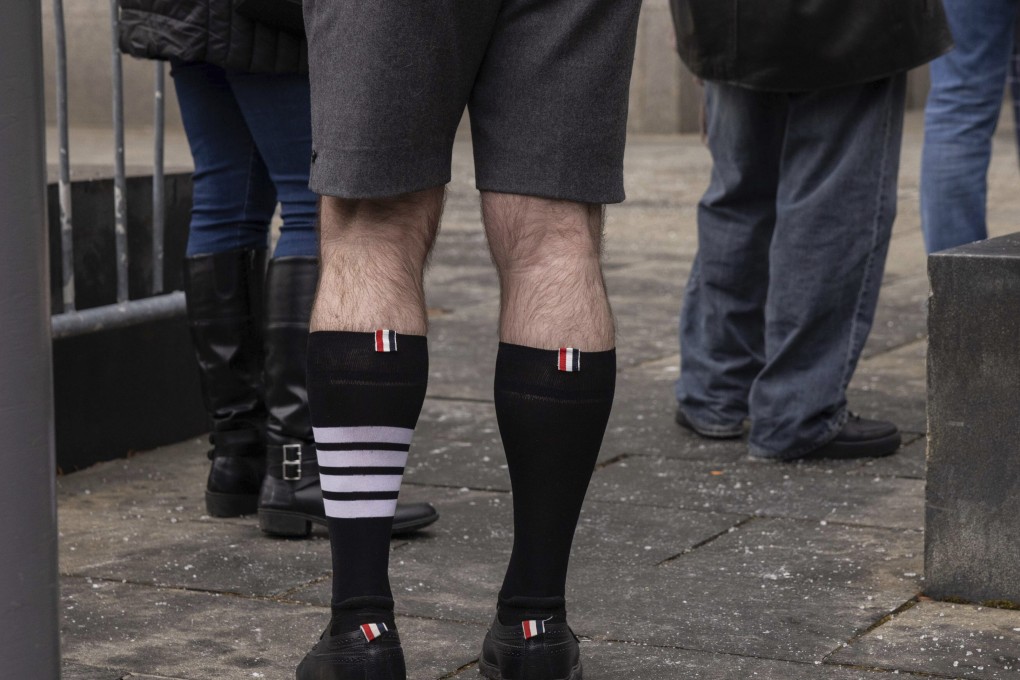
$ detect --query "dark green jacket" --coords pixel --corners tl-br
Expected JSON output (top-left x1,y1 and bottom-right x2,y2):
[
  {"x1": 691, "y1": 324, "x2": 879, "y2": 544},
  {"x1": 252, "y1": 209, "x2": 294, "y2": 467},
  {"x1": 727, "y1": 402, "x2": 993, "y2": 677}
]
[
  {"x1": 670, "y1": 0, "x2": 953, "y2": 91},
  {"x1": 118, "y1": 0, "x2": 306, "y2": 74}
]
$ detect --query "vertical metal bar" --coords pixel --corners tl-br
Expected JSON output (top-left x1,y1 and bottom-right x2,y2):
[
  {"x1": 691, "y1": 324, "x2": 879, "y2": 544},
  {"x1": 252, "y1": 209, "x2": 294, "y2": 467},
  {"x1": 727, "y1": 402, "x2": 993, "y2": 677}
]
[
  {"x1": 0, "y1": 0, "x2": 60, "y2": 675},
  {"x1": 153, "y1": 61, "x2": 166, "y2": 295},
  {"x1": 53, "y1": 0, "x2": 75, "y2": 312},
  {"x1": 110, "y1": 0, "x2": 129, "y2": 302}
]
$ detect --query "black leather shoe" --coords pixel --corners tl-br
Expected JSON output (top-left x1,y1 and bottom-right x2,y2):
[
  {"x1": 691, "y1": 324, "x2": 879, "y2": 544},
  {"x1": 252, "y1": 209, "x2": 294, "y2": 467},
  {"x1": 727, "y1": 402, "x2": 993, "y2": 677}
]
[
  {"x1": 675, "y1": 407, "x2": 744, "y2": 439},
  {"x1": 798, "y1": 413, "x2": 901, "y2": 460},
  {"x1": 479, "y1": 618, "x2": 582, "y2": 680},
  {"x1": 297, "y1": 619, "x2": 406, "y2": 680}
]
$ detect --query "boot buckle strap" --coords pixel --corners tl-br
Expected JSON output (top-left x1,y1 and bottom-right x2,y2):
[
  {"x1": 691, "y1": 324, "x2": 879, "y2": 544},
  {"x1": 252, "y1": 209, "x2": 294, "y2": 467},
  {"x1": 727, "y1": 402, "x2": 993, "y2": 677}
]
[{"x1": 282, "y1": 444, "x2": 303, "y2": 480}]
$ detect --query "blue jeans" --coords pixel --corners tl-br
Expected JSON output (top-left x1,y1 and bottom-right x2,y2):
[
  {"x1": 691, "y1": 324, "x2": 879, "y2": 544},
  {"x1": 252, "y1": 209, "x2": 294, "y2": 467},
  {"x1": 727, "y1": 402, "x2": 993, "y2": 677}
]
[
  {"x1": 676, "y1": 76, "x2": 906, "y2": 459},
  {"x1": 921, "y1": 0, "x2": 1019, "y2": 254},
  {"x1": 171, "y1": 60, "x2": 318, "y2": 259}
]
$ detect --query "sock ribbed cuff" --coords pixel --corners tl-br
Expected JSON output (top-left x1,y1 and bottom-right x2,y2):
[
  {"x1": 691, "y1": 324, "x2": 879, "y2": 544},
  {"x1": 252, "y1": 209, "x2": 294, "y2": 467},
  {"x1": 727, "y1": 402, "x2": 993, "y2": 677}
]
[{"x1": 494, "y1": 342, "x2": 616, "y2": 399}]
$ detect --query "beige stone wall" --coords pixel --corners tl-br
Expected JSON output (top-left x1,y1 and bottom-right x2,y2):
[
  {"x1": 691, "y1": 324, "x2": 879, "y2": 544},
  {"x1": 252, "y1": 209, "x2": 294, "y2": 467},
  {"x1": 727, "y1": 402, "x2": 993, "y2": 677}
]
[
  {"x1": 40, "y1": 0, "x2": 928, "y2": 136},
  {"x1": 41, "y1": 0, "x2": 184, "y2": 130}
]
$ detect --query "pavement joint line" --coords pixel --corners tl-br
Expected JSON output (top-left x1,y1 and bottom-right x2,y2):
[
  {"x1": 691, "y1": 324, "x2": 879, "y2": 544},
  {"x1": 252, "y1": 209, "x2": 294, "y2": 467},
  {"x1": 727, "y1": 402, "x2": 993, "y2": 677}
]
[
  {"x1": 858, "y1": 335, "x2": 929, "y2": 362},
  {"x1": 274, "y1": 574, "x2": 331, "y2": 601},
  {"x1": 61, "y1": 572, "x2": 320, "y2": 607},
  {"x1": 822, "y1": 595, "x2": 921, "y2": 665},
  {"x1": 586, "y1": 636, "x2": 941, "y2": 677},
  {"x1": 654, "y1": 515, "x2": 755, "y2": 567},
  {"x1": 425, "y1": 395, "x2": 495, "y2": 405},
  {"x1": 901, "y1": 432, "x2": 926, "y2": 446},
  {"x1": 583, "y1": 496, "x2": 925, "y2": 534},
  {"x1": 821, "y1": 660, "x2": 959, "y2": 678},
  {"x1": 436, "y1": 659, "x2": 480, "y2": 679},
  {"x1": 594, "y1": 453, "x2": 630, "y2": 470},
  {"x1": 401, "y1": 480, "x2": 511, "y2": 494}
]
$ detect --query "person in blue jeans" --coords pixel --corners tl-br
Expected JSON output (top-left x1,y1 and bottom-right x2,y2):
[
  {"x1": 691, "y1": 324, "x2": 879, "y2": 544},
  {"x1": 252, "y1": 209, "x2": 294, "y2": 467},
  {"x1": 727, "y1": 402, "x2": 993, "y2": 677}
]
[
  {"x1": 922, "y1": 0, "x2": 1019, "y2": 254},
  {"x1": 668, "y1": 0, "x2": 952, "y2": 461},
  {"x1": 118, "y1": 1, "x2": 437, "y2": 534}
]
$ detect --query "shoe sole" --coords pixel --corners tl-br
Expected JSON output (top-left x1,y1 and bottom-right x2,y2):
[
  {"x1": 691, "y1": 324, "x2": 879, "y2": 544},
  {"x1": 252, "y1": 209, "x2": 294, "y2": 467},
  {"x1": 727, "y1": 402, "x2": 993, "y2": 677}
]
[
  {"x1": 477, "y1": 657, "x2": 582, "y2": 680},
  {"x1": 258, "y1": 507, "x2": 440, "y2": 538},
  {"x1": 798, "y1": 432, "x2": 902, "y2": 461},
  {"x1": 205, "y1": 490, "x2": 259, "y2": 518}
]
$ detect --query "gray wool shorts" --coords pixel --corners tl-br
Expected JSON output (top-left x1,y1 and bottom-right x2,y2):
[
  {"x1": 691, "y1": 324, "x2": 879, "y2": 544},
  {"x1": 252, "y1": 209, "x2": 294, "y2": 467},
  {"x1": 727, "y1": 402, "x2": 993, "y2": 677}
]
[{"x1": 303, "y1": 0, "x2": 642, "y2": 205}]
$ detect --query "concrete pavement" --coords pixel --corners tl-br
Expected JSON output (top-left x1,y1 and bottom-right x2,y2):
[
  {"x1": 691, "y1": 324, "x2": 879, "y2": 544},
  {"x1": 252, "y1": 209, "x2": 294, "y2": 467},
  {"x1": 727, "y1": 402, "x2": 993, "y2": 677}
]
[{"x1": 57, "y1": 116, "x2": 1020, "y2": 679}]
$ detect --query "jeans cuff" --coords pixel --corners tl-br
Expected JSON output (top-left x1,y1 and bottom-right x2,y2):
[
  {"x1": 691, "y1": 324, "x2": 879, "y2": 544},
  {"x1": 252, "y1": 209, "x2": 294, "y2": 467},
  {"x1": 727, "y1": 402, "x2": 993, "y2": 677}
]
[
  {"x1": 675, "y1": 405, "x2": 746, "y2": 438},
  {"x1": 747, "y1": 408, "x2": 849, "y2": 461}
]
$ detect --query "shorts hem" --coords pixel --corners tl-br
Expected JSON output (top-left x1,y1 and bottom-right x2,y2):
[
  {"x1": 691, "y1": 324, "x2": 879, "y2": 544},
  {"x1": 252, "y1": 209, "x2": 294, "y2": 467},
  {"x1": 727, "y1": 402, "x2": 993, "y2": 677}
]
[{"x1": 308, "y1": 146, "x2": 453, "y2": 200}]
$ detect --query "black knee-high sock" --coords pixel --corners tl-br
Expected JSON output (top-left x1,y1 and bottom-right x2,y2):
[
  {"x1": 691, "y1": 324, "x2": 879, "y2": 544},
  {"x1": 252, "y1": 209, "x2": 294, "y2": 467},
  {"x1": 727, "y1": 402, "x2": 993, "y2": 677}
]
[
  {"x1": 306, "y1": 330, "x2": 428, "y2": 634},
  {"x1": 494, "y1": 343, "x2": 616, "y2": 625}
]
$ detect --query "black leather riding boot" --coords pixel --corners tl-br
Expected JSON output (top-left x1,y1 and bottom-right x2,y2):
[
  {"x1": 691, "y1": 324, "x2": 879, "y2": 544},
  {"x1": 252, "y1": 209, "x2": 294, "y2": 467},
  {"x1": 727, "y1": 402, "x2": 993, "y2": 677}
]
[
  {"x1": 257, "y1": 257, "x2": 439, "y2": 537},
  {"x1": 183, "y1": 248, "x2": 268, "y2": 517},
  {"x1": 258, "y1": 256, "x2": 323, "y2": 537}
]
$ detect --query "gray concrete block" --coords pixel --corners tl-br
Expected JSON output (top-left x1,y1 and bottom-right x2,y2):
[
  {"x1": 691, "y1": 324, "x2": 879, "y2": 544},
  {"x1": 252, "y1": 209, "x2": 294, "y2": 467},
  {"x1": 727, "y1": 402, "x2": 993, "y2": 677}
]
[
  {"x1": 829, "y1": 601, "x2": 1020, "y2": 678},
  {"x1": 926, "y1": 233, "x2": 1020, "y2": 603}
]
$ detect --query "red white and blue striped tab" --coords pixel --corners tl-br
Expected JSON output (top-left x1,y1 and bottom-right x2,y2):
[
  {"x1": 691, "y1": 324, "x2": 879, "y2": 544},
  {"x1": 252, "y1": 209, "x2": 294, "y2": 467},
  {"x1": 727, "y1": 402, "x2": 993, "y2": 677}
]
[
  {"x1": 521, "y1": 619, "x2": 546, "y2": 640},
  {"x1": 557, "y1": 347, "x2": 580, "y2": 372},
  {"x1": 375, "y1": 329, "x2": 397, "y2": 352},
  {"x1": 361, "y1": 622, "x2": 389, "y2": 642}
]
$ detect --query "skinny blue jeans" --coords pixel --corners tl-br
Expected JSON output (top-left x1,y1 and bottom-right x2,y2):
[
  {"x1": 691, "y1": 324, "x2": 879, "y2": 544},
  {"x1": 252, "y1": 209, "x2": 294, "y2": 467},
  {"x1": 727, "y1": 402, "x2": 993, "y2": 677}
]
[
  {"x1": 921, "y1": 0, "x2": 1019, "y2": 254},
  {"x1": 171, "y1": 59, "x2": 318, "y2": 259},
  {"x1": 676, "y1": 76, "x2": 906, "y2": 459}
]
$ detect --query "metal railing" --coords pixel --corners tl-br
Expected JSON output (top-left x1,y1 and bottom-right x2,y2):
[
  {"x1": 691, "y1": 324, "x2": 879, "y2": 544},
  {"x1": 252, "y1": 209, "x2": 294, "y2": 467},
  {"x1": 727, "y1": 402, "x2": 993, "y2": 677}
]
[{"x1": 49, "y1": 0, "x2": 186, "y2": 340}]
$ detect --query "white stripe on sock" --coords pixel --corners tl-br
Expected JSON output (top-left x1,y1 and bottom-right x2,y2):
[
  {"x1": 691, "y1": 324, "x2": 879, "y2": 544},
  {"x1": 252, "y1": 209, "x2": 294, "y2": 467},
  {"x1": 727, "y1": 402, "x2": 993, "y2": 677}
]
[
  {"x1": 323, "y1": 498, "x2": 399, "y2": 519},
  {"x1": 312, "y1": 425, "x2": 414, "y2": 445},
  {"x1": 316, "y1": 450, "x2": 408, "y2": 468},
  {"x1": 320, "y1": 474, "x2": 404, "y2": 493}
]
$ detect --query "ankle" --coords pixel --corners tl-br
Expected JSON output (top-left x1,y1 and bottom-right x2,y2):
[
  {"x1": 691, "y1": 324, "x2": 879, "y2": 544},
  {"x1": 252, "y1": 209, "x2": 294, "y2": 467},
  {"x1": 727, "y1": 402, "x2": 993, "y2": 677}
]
[
  {"x1": 329, "y1": 596, "x2": 396, "y2": 636},
  {"x1": 496, "y1": 594, "x2": 566, "y2": 626}
]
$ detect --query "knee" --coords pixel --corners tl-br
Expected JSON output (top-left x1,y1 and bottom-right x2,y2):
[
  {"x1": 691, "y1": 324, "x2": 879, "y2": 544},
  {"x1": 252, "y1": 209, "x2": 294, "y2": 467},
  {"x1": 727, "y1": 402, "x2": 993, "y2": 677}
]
[
  {"x1": 318, "y1": 188, "x2": 445, "y2": 260},
  {"x1": 483, "y1": 193, "x2": 604, "y2": 273}
]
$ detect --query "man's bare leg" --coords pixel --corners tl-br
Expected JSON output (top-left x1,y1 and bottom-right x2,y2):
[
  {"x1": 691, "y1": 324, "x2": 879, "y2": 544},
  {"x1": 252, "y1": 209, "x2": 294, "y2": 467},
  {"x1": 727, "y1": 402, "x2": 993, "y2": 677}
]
[
  {"x1": 311, "y1": 187, "x2": 445, "y2": 334},
  {"x1": 479, "y1": 192, "x2": 617, "y2": 663},
  {"x1": 301, "y1": 188, "x2": 443, "y2": 651},
  {"x1": 483, "y1": 192, "x2": 614, "y2": 350}
]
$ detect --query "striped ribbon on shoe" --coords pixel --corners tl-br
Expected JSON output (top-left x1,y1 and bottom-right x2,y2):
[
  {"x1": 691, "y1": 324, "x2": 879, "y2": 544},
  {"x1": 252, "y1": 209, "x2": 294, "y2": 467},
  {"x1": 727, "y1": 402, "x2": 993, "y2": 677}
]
[
  {"x1": 361, "y1": 622, "x2": 389, "y2": 642},
  {"x1": 521, "y1": 619, "x2": 546, "y2": 640}
]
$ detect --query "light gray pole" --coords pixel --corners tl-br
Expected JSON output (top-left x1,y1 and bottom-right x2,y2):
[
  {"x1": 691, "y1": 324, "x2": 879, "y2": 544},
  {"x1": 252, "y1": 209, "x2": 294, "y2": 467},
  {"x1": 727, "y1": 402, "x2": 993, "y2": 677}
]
[{"x1": 0, "y1": 0, "x2": 61, "y2": 676}]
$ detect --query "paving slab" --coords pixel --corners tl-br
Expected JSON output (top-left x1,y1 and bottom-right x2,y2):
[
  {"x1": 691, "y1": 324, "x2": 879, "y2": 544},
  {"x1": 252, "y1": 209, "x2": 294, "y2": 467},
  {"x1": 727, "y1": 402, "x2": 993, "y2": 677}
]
[
  {"x1": 861, "y1": 275, "x2": 929, "y2": 360},
  {"x1": 829, "y1": 601, "x2": 1020, "y2": 678},
  {"x1": 580, "y1": 641, "x2": 928, "y2": 679},
  {"x1": 854, "y1": 435, "x2": 927, "y2": 480},
  {"x1": 588, "y1": 456, "x2": 924, "y2": 530},
  {"x1": 570, "y1": 559, "x2": 914, "y2": 663},
  {"x1": 849, "y1": 340, "x2": 929, "y2": 436},
  {"x1": 285, "y1": 494, "x2": 745, "y2": 624},
  {"x1": 675, "y1": 517, "x2": 923, "y2": 594},
  {"x1": 55, "y1": 126, "x2": 1020, "y2": 678},
  {"x1": 565, "y1": 518, "x2": 922, "y2": 662},
  {"x1": 61, "y1": 578, "x2": 482, "y2": 680}
]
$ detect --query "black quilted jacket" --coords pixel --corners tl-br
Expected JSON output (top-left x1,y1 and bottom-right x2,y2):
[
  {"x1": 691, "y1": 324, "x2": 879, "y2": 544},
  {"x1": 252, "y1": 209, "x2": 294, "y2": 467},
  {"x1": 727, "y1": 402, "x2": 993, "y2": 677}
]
[
  {"x1": 118, "y1": 0, "x2": 307, "y2": 74},
  {"x1": 670, "y1": 0, "x2": 953, "y2": 92}
]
